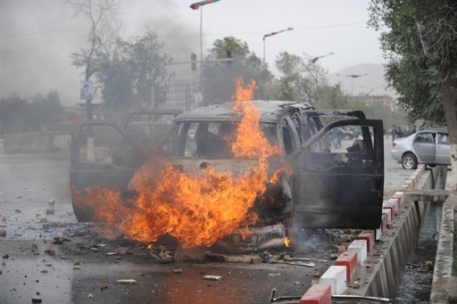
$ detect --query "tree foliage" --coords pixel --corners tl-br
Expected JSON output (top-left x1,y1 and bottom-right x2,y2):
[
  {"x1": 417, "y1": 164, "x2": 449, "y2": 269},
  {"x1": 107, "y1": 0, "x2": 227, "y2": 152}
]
[
  {"x1": 202, "y1": 36, "x2": 274, "y2": 103},
  {"x1": 274, "y1": 52, "x2": 350, "y2": 109},
  {"x1": 96, "y1": 30, "x2": 172, "y2": 108},
  {"x1": 369, "y1": 0, "x2": 457, "y2": 190},
  {"x1": 68, "y1": 0, "x2": 121, "y2": 118},
  {"x1": 0, "y1": 91, "x2": 64, "y2": 134}
]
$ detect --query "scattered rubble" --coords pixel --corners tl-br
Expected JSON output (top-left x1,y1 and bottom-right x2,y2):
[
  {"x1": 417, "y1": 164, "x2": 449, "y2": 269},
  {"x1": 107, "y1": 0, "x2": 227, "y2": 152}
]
[
  {"x1": 203, "y1": 275, "x2": 221, "y2": 281},
  {"x1": 116, "y1": 279, "x2": 137, "y2": 285},
  {"x1": 31, "y1": 297, "x2": 42, "y2": 303},
  {"x1": 0, "y1": 230, "x2": 6, "y2": 237},
  {"x1": 44, "y1": 249, "x2": 55, "y2": 256},
  {"x1": 2, "y1": 254, "x2": 9, "y2": 259},
  {"x1": 173, "y1": 269, "x2": 182, "y2": 274},
  {"x1": 285, "y1": 261, "x2": 315, "y2": 268},
  {"x1": 100, "y1": 282, "x2": 109, "y2": 291}
]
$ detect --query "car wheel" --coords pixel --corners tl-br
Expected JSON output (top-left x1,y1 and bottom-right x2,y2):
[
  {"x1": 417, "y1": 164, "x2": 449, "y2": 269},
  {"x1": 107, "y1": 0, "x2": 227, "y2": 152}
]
[
  {"x1": 402, "y1": 153, "x2": 418, "y2": 170},
  {"x1": 71, "y1": 199, "x2": 94, "y2": 222}
]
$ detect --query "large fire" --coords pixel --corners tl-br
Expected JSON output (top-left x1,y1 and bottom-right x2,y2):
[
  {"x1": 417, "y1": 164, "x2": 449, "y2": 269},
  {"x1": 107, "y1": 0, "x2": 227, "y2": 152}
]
[{"x1": 74, "y1": 77, "x2": 285, "y2": 248}]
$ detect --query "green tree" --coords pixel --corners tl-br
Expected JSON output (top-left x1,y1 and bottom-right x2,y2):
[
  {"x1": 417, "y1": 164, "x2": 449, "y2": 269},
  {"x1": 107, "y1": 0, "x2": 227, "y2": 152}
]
[
  {"x1": 202, "y1": 36, "x2": 274, "y2": 104},
  {"x1": 275, "y1": 52, "x2": 349, "y2": 108},
  {"x1": 69, "y1": 0, "x2": 121, "y2": 119},
  {"x1": 0, "y1": 91, "x2": 63, "y2": 134},
  {"x1": 369, "y1": 0, "x2": 457, "y2": 190},
  {"x1": 97, "y1": 30, "x2": 172, "y2": 109}
]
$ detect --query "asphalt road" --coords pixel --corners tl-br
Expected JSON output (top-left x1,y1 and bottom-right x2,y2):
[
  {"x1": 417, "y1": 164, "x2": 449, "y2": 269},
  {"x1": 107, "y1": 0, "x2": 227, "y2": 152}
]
[{"x1": 0, "y1": 138, "x2": 411, "y2": 304}]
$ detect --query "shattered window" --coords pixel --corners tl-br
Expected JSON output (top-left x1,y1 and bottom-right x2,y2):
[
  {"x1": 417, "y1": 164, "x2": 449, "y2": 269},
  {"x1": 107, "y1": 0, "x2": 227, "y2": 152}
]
[
  {"x1": 165, "y1": 121, "x2": 278, "y2": 158},
  {"x1": 438, "y1": 133, "x2": 449, "y2": 145},
  {"x1": 308, "y1": 124, "x2": 375, "y2": 169}
]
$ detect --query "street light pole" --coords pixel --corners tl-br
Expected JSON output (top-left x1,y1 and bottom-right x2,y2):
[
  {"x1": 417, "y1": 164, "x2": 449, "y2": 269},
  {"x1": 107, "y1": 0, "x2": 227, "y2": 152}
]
[
  {"x1": 336, "y1": 73, "x2": 368, "y2": 99},
  {"x1": 310, "y1": 52, "x2": 334, "y2": 64},
  {"x1": 200, "y1": 7, "x2": 203, "y2": 68},
  {"x1": 262, "y1": 27, "x2": 293, "y2": 63}
]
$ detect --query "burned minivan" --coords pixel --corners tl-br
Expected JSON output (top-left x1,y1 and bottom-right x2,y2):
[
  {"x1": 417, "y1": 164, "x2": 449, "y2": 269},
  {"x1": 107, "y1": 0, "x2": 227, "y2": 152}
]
[{"x1": 70, "y1": 100, "x2": 384, "y2": 253}]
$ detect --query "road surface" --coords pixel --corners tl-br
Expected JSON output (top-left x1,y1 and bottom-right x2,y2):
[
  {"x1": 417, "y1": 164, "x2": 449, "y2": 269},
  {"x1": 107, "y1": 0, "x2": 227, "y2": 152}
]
[{"x1": 0, "y1": 138, "x2": 410, "y2": 304}]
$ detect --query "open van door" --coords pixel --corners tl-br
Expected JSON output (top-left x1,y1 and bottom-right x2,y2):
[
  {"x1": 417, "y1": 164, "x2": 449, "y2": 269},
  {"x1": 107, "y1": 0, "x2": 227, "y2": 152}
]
[
  {"x1": 290, "y1": 119, "x2": 384, "y2": 229},
  {"x1": 70, "y1": 121, "x2": 143, "y2": 222}
]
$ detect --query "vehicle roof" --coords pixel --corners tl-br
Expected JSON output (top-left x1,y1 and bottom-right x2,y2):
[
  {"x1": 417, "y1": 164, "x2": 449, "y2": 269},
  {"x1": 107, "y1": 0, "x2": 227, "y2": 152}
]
[
  {"x1": 418, "y1": 127, "x2": 448, "y2": 133},
  {"x1": 174, "y1": 100, "x2": 314, "y2": 123}
]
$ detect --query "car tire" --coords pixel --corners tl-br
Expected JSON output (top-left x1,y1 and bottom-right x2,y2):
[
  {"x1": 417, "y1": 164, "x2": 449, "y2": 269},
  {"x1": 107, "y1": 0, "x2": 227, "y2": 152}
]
[
  {"x1": 71, "y1": 200, "x2": 94, "y2": 222},
  {"x1": 402, "y1": 153, "x2": 418, "y2": 170}
]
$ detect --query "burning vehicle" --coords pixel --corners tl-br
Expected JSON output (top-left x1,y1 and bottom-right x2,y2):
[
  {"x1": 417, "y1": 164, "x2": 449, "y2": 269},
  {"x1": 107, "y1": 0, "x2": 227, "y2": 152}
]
[{"x1": 70, "y1": 79, "x2": 384, "y2": 253}]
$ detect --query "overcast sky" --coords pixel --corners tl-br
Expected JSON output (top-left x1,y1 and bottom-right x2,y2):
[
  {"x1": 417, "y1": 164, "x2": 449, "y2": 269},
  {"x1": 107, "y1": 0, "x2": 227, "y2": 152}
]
[{"x1": 1, "y1": 0, "x2": 384, "y2": 105}]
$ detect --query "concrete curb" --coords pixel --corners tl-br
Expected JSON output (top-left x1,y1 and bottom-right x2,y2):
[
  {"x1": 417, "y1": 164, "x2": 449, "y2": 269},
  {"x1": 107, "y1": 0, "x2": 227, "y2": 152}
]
[
  {"x1": 430, "y1": 192, "x2": 456, "y2": 303},
  {"x1": 299, "y1": 165, "x2": 429, "y2": 299}
]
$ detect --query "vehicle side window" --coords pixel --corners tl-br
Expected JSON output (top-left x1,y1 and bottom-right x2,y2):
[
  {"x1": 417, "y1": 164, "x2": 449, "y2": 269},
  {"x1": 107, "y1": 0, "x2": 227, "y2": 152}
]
[
  {"x1": 438, "y1": 133, "x2": 449, "y2": 145},
  {"x1": 281, "y1": 119, "x2": 299, "y2": 155},
  {"x1": 305, "y1": 124, "x2": 376, "y2": 172},
  {"x1": 290, "y1": 114, "x2": 302, "y2": 144},
  {"x1": 414, "y1": 132, "x2": 434, "y2": 144}
]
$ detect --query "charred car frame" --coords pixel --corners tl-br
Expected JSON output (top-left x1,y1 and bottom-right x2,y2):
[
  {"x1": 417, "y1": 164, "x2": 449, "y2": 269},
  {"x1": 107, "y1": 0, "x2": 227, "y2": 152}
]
[{"x1": 70, "y1": 101, "x2": 384, "y2": 252}]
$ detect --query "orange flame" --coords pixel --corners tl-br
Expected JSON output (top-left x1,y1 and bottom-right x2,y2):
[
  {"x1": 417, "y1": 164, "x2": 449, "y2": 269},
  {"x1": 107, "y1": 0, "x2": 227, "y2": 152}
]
[
  {"x1": 284, "y1": 236, "x2": 291, "y2": 247},
  {"x1": 73, "y1": 77, "x2": 286, "y2": 249}
]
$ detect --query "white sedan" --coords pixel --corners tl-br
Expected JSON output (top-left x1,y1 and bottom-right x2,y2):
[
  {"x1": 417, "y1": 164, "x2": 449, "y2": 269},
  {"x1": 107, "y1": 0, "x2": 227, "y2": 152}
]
[{"x1": 391, "y1": 128, "x2": 450, "y2": 169}]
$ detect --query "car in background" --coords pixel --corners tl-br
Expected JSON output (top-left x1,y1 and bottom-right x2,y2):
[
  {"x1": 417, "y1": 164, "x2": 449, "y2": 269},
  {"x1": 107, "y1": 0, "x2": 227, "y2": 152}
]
[{"x1": 391, "y1": 128, "x2": 450, "y2": 169}]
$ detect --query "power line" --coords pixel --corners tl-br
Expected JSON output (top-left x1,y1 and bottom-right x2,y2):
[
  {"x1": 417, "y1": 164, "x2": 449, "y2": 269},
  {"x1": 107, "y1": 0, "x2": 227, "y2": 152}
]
[
  {"x1": 0, "y1": 27, "x2": 90, "y2": 38},
  {"x1": 1, "y1": 21, "x2": 366, "y2": 39}
]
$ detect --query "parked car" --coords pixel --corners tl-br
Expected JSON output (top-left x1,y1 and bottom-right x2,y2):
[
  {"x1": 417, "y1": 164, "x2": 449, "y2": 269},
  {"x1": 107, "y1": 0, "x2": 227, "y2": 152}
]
[
  {"x1": 391, "y1": 128, "x2": 450, "y2": 169},
  {"x1": 70, "y1": 101, "x2": 384, "y2": 252}
]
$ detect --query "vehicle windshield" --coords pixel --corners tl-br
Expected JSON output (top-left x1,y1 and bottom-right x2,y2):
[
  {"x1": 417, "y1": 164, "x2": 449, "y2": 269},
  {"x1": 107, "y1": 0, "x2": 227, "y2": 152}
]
[{"x1": 164, "y1": 121, "x2": 277, "y2": 158}]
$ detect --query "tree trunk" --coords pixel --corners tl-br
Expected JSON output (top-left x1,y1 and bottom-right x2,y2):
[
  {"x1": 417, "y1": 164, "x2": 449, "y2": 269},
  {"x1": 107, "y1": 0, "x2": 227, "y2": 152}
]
[{"x1": 441, "y1": 82, "x2": 457, "y2": 191}]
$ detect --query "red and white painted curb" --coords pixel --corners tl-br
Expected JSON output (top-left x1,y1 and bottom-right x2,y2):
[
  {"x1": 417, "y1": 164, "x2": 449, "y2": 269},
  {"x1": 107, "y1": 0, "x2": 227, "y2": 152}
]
[{"x1": 299, "y1": 165, "x2": 426, "y2": 300}]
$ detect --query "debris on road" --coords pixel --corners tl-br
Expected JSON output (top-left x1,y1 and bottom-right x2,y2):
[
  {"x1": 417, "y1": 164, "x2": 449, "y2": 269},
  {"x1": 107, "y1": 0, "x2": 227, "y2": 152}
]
[
  {"x1": 173, "y1": 269, "x2": 182, "y2": 274},
  {"x1": 40, "y1": 269, "x2": 48, "y2": 273},
  {"x1": 2, "y1": 253, "x2": 9, "y2": 259},
  {"x1": 15, "y1": 209, "x2": 21, "y2": 213},
  {"x1": 36, "y1": 215, "x2": 47, "y2": 223},
  {"x1": 49, "y1": 199, "x2": 55, "y2": 205},
  {"x1": 44, "y1": 249, "x2": 55, "y2": 256},
  {"x1": 100, "y1": 282, "x2": 109, "y2": 291},
  {"x1": 250, "y1": 256, "x2": 262, "y2": 264},
  {"x1": 88, "y1": 294, "x2": 93, "y2": 298},
  {"x1": 106, "y1": 252, "x2": 117, "y2": 256},
  {"x1": 31, "y1": 297, "x2": 42, "y2": 303},
  {"x1": 0, "y1": 230, "x2": 6, "y2": 237},
  {"x1": 116, "y1": 279, "x2": 137, "y2": 285},
  {"x1": 148, "y1": 247, "x2": 173, "y2": 263},
  {"x1": 285, "y1": 261, "x2": 315, "y2": 267},
  {"x1": 31, "y1": 244, "x2": 38, "y2": 253},
  {"x1": 203, "y1": 275, "x2": 222, "y2": 281}
]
